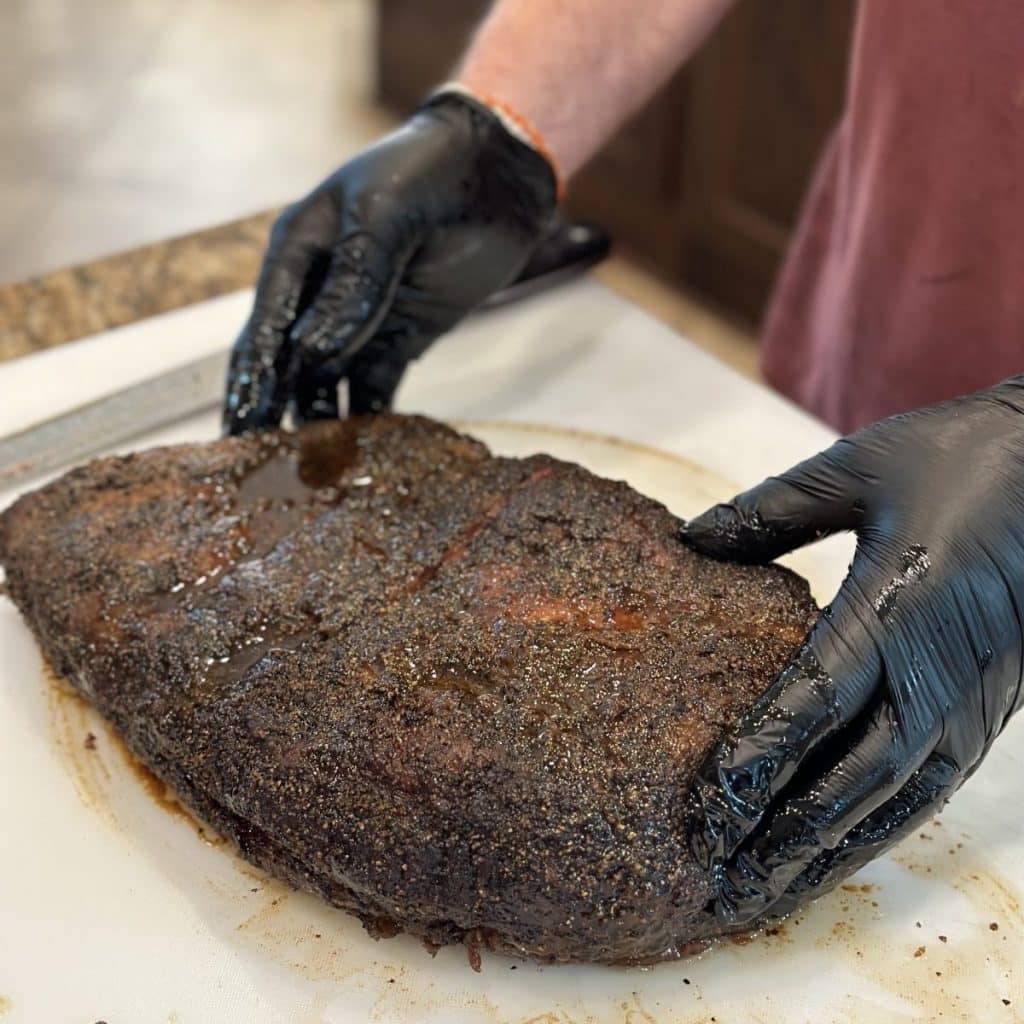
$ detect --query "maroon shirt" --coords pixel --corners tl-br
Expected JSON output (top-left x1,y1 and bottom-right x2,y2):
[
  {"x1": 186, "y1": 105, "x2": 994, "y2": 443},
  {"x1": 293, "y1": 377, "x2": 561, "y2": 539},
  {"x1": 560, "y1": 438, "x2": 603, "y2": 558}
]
[{"x1": 760, "y1": 0, "x2": 1024, "y2": 432}]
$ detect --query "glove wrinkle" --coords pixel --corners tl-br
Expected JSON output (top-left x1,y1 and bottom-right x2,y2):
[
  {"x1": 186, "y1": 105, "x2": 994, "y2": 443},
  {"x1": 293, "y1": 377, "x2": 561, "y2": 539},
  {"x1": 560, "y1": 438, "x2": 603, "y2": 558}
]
[
  {"x1": 684, "y1": 374, "x2": 1024, "y2": 927},
  {"x1": 223, "y1": 91, "x2": 556, "y2": 435}
]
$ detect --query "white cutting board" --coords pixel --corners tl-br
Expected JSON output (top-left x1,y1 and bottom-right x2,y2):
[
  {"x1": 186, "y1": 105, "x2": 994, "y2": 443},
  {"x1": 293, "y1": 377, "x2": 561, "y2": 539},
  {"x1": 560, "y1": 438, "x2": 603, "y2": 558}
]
[{"x1": 1, "y1": 281, "x2": 1021, "y2": 1023}]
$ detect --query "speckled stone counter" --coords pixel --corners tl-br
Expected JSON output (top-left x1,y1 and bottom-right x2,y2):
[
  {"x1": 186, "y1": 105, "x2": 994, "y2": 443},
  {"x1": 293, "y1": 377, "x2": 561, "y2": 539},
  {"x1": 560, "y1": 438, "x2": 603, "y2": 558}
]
[{"x1": 0, "y1": 211, "x2": 277, "y2": 363}]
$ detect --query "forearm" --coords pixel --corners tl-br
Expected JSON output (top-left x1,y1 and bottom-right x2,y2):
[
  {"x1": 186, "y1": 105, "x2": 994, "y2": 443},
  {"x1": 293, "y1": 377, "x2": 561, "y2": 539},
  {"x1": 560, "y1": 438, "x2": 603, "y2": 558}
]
[{"x1": 457, "y1": 0, "x2": 736, "y2": 179}]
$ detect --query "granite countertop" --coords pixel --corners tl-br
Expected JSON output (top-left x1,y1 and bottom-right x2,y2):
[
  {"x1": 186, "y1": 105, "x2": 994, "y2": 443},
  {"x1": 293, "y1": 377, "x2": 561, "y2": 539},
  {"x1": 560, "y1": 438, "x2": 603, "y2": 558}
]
[{"x1": 0, "y1": 211, "x2": 277, "y2": 364}]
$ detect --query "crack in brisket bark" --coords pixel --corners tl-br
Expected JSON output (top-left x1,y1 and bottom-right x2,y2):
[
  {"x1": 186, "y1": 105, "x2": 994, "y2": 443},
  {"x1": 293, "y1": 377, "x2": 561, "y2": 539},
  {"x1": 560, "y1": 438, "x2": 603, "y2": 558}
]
[{"x1": 407, "y1": 465, "x2": 555, "y2": 594}]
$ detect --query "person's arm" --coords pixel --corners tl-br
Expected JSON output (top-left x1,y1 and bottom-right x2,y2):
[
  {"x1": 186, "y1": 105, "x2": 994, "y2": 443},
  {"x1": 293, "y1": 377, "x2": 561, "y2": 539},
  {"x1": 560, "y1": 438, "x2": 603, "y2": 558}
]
[
  {"x1": 223, "y1": 0, "x2": 737, "y2": 433},
  {"x1": 459, "y1": 0, "x2": 735, "y2": 179}
]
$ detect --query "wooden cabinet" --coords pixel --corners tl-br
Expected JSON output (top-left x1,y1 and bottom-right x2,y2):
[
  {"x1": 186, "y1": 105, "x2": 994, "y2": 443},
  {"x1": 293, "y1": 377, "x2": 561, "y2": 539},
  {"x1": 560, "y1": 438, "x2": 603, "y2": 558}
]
[{"x1": 376, "y1": 0, "x2": 855, "y2": 325}]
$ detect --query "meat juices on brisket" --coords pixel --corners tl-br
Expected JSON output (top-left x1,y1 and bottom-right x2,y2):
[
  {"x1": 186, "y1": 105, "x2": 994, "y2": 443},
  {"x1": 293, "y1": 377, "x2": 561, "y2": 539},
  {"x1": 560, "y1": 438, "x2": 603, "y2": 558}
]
[{"x1": 0, "y1": 414, "x2": 817, "y2": 964}]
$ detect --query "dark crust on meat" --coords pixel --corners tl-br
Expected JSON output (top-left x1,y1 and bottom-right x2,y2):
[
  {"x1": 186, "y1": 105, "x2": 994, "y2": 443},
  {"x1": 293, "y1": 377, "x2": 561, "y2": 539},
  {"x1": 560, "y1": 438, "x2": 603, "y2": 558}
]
[{"x1": 0, "y1": 414, "x2": 817, "y2": 963}]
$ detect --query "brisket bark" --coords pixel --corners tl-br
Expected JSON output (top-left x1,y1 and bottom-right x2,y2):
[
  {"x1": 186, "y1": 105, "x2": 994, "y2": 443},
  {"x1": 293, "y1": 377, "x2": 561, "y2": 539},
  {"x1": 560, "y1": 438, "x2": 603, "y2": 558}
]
[{"x1": 0, "y1": 415, "x2": 817, "y2": 963}]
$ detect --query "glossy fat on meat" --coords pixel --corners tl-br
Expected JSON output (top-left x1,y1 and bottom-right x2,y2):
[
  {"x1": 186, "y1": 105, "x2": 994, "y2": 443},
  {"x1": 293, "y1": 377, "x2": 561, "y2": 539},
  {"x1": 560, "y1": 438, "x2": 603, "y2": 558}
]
[{"x1": 0, "y1": 415, "x2": 817, "y2": 963}]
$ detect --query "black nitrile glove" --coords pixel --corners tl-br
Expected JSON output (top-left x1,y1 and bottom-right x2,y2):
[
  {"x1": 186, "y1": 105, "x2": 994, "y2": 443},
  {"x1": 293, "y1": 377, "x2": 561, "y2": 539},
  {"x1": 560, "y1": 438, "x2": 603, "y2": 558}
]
[
  {"x1": 223, "y1": 91, "x2": 557, "y2": 434},
  {"x1": 681, "y1": 377, "x2": 1024, "y2": 927}
]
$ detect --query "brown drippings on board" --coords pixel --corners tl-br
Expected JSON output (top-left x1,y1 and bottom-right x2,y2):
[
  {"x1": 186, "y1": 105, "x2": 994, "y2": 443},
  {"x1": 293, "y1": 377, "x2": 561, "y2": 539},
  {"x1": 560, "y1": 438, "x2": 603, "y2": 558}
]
[
  {"x1": 42, "y1": 666, "x2": 116, "y2": 827},
  {"x1": 365, "y1": 916, "x2": 401, "y2": 940},
  {"x1": 764, "y1": 923, "x2": 789, "y2": 940},
  {"x1": 130, "y1": 759, "x2": 199, "y2": 830},
  {"x1": 821, "y1": 829, "x2": 1024, "y2": 1023},
  {"x1": 41, "y1": 660, "x2": 212, "y2": 842}
]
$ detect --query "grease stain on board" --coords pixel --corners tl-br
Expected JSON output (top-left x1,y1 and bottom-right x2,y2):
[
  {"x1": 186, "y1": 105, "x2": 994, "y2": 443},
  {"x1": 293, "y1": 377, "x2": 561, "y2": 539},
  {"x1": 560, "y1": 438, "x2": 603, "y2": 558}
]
[
  {"x1": 813, "y1": 830, "x2": 1022, "y2": 1021},
  {"x1": 44, "y1": 673, "x2": 116, "y2": 829},
  {"x1": 42, "y1": 667, "x2": 223, "y2": 843}
]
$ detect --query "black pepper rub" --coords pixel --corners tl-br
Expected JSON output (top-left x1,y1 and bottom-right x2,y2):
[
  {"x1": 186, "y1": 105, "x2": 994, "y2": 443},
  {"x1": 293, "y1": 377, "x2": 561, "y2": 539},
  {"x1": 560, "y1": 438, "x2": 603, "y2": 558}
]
[{"x1": 0, "y1": 414, "x2": 817, "y2": 964}]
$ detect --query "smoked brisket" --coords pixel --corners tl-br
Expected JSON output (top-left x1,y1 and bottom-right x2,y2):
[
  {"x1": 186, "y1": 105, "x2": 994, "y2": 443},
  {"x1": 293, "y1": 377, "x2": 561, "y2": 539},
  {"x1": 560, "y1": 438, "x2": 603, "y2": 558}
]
[{"x1": 0, "y1": 415, "x2": 817, "y2": 963}]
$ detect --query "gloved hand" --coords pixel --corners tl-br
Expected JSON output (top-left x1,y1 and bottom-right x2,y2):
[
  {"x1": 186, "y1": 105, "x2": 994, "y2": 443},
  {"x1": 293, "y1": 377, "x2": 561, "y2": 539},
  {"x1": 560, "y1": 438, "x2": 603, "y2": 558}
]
[
  {"x1": 223, "y1": 90, "x2": 557, "y2": 434},
  {"x1": 681, "y1": 377, "x2": 1024, "y2": 927}
]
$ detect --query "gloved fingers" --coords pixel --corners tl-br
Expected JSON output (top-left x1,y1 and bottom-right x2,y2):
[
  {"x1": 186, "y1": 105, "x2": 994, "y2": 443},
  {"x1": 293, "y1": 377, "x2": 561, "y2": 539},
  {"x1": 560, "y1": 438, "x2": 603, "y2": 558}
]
[
  {"x1": 680, "y1": 443, "x2": 865, "y2": 564},
  {"x1": 223, "y1": 201, "x2": 335, "y2": 435},
  {"x1": 692, "y1": 571, "x2": 883, "y2": 871},
  {"x1": 766, "y1": 752, "x2": 961, "y2": 919},
  {"x1": 714, "y1": 699, "x2": 935, "y2": 926},
  {"x1": 224, "y1": 335, "x2": 290, "y2": 435},
  {"x1": 346, "y1": 338, "x2": 414, "y2": 415},
  {"x1": 290, "y1": 232, "x2": 404, "y2": 424}
]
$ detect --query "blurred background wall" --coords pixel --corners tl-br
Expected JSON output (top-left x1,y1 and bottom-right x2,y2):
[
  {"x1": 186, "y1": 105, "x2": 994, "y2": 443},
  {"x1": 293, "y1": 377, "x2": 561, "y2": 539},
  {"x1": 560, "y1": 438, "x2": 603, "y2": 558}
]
[{"x1": 1, "y1": 0, "x2": 392, "y2": 283}]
